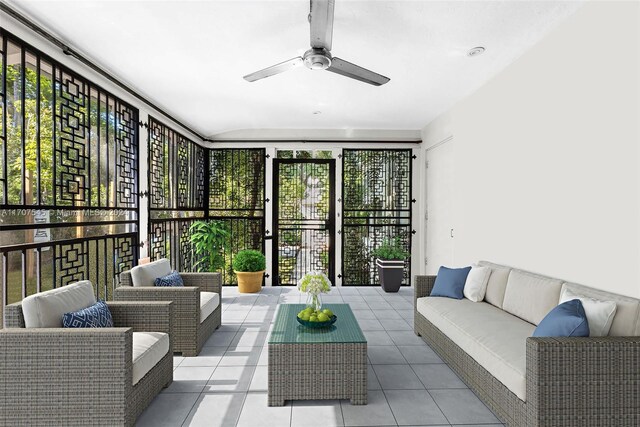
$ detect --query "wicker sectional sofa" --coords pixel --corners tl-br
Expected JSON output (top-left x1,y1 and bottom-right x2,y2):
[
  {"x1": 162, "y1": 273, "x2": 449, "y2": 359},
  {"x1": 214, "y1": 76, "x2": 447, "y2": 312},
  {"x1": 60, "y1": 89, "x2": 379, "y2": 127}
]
[{"x1": 414, "y1": 261, "x2": 640, "y2": 427}]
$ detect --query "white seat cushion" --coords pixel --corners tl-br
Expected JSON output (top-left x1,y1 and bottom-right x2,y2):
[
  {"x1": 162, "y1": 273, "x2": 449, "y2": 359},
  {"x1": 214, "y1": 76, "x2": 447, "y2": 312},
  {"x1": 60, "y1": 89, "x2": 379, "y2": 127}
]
[
  {"x1": 200, "y1": 292, "x2": 220, "y2": 323},
  {"x1": 130, "y1": 259, "x2": 172, "y2": 287},
  {"x1": 21, "y1": 280, "x2": 97, "y2": 328},
  {"x1": 132, "y1": 332, "x2": 169, "y2": 386},
  {"x1": 417, "y1": 297, "x2": 534, "y2": 401}
]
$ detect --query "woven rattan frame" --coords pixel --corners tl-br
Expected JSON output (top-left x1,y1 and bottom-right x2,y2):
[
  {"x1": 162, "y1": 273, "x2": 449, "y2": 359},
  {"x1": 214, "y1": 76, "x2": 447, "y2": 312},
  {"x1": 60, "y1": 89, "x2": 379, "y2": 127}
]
[
  {"x1": 414, "y1": 275, "x2": 640, "y2": 427},
  {"x1": 268, "y1": 342, "x2": 367, "y2": 406},
  {"x1": 1, "y1": 301, "x2": 174, "y2": 426},
  {"x1": 116, "y1": 270, "x2": 222, "y2": 356}
]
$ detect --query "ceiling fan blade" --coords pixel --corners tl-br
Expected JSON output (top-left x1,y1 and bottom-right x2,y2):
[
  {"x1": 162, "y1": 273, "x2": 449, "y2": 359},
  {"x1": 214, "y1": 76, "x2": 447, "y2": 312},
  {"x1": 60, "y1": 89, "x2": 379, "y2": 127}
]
[
  {"x1": 243, "y1": 57, "x2": 303, "y2": 82},
  {"x1": 326, "y1": 57, "x2": 390, "y2": 86},
  {"x1": 309, "y1": 0, "x2": 335, "y2": 51}
]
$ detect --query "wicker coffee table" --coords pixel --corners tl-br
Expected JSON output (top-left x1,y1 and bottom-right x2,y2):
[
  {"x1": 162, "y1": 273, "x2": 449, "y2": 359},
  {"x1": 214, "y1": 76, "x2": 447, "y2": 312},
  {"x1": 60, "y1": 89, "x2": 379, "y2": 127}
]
[{"x1": 268, "y1": 303, "x2": 367, "y2": 406}]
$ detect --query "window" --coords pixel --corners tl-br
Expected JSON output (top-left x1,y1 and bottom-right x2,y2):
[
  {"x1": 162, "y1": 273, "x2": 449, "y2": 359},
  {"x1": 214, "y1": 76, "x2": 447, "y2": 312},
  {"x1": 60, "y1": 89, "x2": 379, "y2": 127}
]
[{"x1": 0, "y1": 30, "x2": 139, "y2": 313}]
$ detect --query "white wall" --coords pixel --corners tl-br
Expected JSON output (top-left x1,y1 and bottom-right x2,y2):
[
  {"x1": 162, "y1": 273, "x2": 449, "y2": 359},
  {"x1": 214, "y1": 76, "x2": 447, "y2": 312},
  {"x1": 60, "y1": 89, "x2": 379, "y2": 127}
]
[{"x1": 422, "y1": 1, "x2": 640, "y2": 298}]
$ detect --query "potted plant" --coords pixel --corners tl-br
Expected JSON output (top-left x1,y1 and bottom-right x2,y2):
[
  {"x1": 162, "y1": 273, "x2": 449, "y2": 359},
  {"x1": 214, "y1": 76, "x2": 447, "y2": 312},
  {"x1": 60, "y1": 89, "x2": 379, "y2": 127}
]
[
  {"x1": 189, "y1": 220, "x2": 229, "y2": 272},
  {"x1": 233, "y1": 249, "x2": 266, "y2": 293},
  {"x1": 371, "y1": 238, "x2": 410, "y2": 293}
]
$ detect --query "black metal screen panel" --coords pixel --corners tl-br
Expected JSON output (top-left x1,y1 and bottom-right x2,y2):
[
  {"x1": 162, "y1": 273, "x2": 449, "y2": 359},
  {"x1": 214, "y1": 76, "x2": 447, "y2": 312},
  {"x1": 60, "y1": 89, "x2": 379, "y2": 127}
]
[
  {"x1": 148, "y1": 117, "x2": 205, "y2": 272},
  {"x1": 148, "y1": 116, "x2": 205, "y2": 211},
  {"x1": 342, "y1": 149, "x2": 413, "y2": 286},
  {"x1": 273, "y1": 159, "x2": 335, "y2": 286},
  {"x1": 0, "y1": 30, "x2": 139, "y2": 317},
  {"x1": 209, "y1": 148, "x2": 265, "y2": 285}
]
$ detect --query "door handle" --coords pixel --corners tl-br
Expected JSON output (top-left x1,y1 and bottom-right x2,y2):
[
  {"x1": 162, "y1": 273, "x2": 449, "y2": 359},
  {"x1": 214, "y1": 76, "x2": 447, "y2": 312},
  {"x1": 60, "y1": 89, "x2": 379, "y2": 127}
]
[{"x1": 450, "y1": 229, "x2": 454, "y2": 238}]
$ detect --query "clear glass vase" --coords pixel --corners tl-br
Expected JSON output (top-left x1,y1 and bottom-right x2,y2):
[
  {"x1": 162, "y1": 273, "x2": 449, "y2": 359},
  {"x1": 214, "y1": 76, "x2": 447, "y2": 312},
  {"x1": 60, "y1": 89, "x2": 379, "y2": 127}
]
[{"x1": 305, "y1": 293, "x2": 322, "y2": 312}]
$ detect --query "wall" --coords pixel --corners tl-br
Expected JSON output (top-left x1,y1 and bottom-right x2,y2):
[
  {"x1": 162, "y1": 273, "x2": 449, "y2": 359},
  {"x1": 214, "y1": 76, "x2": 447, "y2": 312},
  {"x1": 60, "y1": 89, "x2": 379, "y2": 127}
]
[{"x1": 422, "y1": 1, "x2": 640, "y2": 298}]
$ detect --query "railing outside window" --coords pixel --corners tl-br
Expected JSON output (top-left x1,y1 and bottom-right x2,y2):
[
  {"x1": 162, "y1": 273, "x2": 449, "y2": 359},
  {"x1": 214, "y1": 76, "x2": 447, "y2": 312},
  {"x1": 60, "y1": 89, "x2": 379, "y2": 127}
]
[{"x1": 0, "y1": 30, "x2": 140, "y2": 323}]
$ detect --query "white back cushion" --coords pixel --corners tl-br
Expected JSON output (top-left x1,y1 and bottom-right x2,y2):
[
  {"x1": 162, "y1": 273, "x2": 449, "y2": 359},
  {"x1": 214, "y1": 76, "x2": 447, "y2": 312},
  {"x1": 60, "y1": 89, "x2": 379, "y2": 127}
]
[
  {"x1": 463, "y1": 266, "x2": 492, "y2": 302},
  {"x1": 502, "y1": 269, "x2": 563, "y2": 325},
  {"x1": 478, "y1": 261, "x2": 511, "y2": 308},
  {"x1": 560, "y1": 288, "x2": 617, "y2": 337},
  {"x1": 22, "y1": 280, "x2": 97, "y2": 328},
  {"x1": 130, "y1": 258, "x2": 172, "y2": 287},
  {"x1": 562, "y1": 282, "x2": 639, "y2": 336}
]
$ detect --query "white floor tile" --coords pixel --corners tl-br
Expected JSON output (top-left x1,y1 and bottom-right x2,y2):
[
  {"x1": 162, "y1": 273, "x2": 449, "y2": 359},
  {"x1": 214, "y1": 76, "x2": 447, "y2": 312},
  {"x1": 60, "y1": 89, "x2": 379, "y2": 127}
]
[
  {"x1": 236, "y1": 392, "x2": 292, "y2": 427},
  {"x1": 291, "y1": 400, "x2": 344, "y2": 427},
  {"x1": 136, "y1": 392, "x2": 199, "y2": 427},
  {"x1": 205, "y1": 365, "x2": 256, "y2": 392},
  {"x1": 341, "y1": 390, "x2": 396, "y2": 426},
  {"x1": 166, "y1": 367, "x2": 216, "y2": 393},
  {"x1": 180, "y1": 346, "x2": 226, "y2": 367},
  {"x1": 136, "y1": 286, "x2": 505, "y2": 427},
  {"x1": 182, "y1": 392, "x2": 246, "y2": 427},
  {"x1": 249, "y1": 365, "x2": 268, "y2": 391},
  {"x1": 219, "y1": 346, "x2": 262, "y2": 366}
]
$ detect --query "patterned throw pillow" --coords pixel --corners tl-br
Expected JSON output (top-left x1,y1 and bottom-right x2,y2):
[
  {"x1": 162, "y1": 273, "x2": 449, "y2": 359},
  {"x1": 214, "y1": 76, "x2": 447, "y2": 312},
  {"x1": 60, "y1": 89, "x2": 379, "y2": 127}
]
[
  {"x1": 154, "y1": 271, "x2": 184, "y2": 287},
  {"x1": 63, "y1": 300, "x2": 114, "y2": 328}
]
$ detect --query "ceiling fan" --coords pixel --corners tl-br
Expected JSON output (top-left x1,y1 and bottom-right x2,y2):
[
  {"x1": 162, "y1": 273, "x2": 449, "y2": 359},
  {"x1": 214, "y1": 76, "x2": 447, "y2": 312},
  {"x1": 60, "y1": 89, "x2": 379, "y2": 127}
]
[{"x1": 243, "y1": 0, "x2": 390, "y2": 86}]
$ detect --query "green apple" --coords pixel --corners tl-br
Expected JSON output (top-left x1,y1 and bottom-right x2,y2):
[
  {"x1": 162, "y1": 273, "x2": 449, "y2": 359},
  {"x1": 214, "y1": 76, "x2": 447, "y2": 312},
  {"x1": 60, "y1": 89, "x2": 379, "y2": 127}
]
[
  {"x1": 317, "y1": 313, "x2": 329, "y2": 322},
  {"x1": 309, "y1": 316, "x2": 318, "y2": 322},
  {"x1": 301, "y1": 314, "x2": 310, "y2": 321},
  {"x1": 321, "y1": 309, "x2": 333, "y2": 317},
  {"x1": 303, "y1": 307, "x2": 314, "y2": 314}
]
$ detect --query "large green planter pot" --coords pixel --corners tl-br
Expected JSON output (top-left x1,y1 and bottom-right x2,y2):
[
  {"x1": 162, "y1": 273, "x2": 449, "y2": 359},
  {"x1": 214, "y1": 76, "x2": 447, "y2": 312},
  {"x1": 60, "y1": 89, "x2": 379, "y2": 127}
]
[{"x1": 376, "y1": 259, "x2": 405, "y2": 293}]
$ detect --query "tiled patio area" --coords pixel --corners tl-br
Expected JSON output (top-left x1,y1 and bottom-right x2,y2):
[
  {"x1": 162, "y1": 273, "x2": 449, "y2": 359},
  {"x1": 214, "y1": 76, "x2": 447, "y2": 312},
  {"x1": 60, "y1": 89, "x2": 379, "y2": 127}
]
[{"x1": 136, "y1": 286, "x2": 504, "y2": 427}]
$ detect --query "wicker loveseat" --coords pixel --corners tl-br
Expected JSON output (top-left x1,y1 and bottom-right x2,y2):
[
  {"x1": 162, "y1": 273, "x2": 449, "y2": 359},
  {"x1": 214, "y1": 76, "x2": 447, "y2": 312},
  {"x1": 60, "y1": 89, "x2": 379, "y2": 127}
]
[
  {"x1": 115, "y1": 259, "x2": 221, "y2": 356},
  {"x1": 0, "y1": 280, "x2": 173, "y2": 426},
  {"x1": 414, "y1": 261, "x2": 640, "y2": 427}
]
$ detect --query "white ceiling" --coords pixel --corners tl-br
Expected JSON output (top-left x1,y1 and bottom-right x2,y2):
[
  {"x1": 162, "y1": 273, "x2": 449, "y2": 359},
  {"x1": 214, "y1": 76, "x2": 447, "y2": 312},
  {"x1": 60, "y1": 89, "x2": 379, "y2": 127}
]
[{"x1": 7, "y1": 0, "x2": 583, "y2": 139}]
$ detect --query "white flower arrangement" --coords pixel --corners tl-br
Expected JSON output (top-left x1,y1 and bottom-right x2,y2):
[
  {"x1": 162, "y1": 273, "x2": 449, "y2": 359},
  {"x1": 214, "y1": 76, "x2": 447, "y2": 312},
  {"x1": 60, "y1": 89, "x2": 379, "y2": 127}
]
[{"x1": 297, "y1": 271, "x2": 332, "y2": 296}]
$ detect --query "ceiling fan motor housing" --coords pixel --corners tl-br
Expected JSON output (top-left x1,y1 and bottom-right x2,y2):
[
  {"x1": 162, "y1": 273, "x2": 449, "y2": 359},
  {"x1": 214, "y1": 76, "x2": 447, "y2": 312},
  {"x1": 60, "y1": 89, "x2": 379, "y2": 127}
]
[{"x1": 304, "y1": 48, "x2": 332, "y2": 70}]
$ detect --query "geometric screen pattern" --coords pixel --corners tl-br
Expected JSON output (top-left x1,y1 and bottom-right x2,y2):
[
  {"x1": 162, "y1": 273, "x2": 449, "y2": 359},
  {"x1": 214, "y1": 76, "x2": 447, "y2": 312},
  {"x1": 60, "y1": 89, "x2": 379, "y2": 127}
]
[
  {"x1": 274, "y1": 160, "x2": 334, "y2": 286},
  {"x1": 148, "y1": 116, "x2": 205, "y2": 210},
  {"x1": 209, "y1": 149, "x2": 266, "y2": 285},
  {"x1": 54, "y1": 69, "x2": 139, "y2": 209},
  {"x1": 147, "y1": 117, "x2": 207, "y2": 278},
  {"x1": 0, "y1": 31, "x2": 140, "y2": 312},
  {"x1": 342, "y1": 149, "x2": 413, "y2": 286}
]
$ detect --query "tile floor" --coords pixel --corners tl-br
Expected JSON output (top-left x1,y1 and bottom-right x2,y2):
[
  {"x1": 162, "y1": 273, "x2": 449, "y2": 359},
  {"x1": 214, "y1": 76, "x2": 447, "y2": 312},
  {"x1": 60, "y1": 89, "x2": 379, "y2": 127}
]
[{"x1": 136, "y1": 286, "x2": 504, "y2": 427}]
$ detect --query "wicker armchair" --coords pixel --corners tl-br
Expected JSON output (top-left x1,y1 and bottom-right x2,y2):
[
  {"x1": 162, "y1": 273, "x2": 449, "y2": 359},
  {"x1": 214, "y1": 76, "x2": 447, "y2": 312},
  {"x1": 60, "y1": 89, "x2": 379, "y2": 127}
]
[
  {"x1": 115, "y1": 260, "x2": 222, "y2": 357},
  {"x1": 0, "y1": 300, "x2": 174, "y2": 427}
]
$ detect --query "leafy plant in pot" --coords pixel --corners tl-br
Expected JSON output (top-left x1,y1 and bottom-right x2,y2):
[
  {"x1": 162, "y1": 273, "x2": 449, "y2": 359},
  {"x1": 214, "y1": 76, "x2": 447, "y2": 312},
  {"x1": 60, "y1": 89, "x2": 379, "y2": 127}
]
[
  {"x1": 371, "y1": 238, "x2": 410, "y2": 293},
  {"x1": 189, "y1": 220, "x2": 229, "y2": 273},
  {"x1": 233, "y1": 250, "x2": 266, "y2": 293}
]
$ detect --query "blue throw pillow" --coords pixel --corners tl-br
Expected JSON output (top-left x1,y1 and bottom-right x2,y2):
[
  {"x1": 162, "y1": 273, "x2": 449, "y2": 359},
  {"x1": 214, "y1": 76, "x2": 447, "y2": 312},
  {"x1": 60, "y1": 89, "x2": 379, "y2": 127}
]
[
  {"x1": 63, "y1": 300, "x2": 114, "y2": 328},
  {"x1": 154, "y1": 271, "x2": 184, "y2": 287},
  {"x1": 533, "y1": 299, "x2": 589, "y2": 337},
  {"x1": 431, "y1": 266, "x2": 472, "y2": 299}
]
